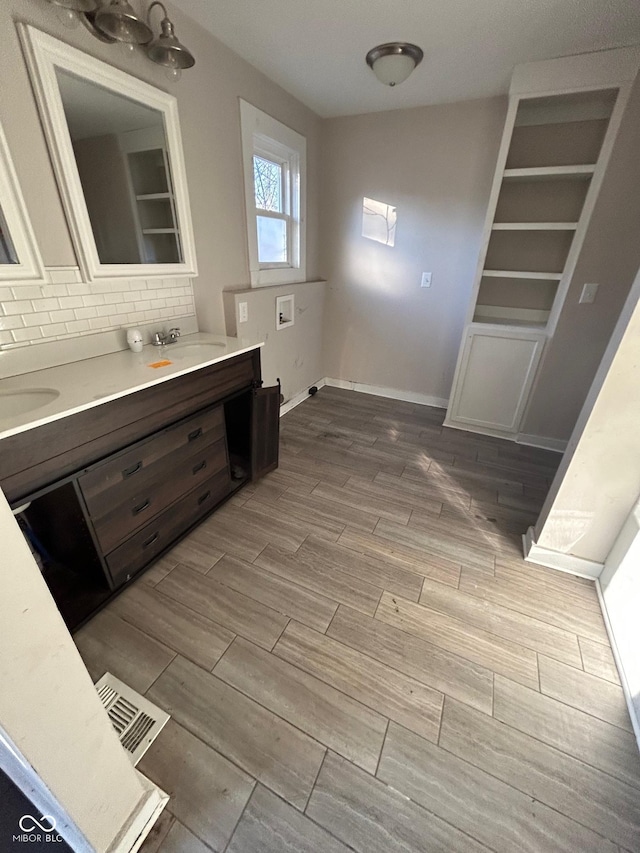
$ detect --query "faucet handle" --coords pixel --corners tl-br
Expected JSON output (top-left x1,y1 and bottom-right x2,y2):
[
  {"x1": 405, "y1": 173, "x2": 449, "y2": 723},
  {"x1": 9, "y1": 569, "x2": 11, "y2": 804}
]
[{"x1": 169, "y1": 327, "x2": 181, "y2": 338}]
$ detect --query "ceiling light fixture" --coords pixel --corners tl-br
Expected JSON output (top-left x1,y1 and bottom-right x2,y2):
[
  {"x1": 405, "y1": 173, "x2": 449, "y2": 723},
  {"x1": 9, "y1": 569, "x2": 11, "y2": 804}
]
[
  {"x1": 45, "y1": 0, "x2": 196, "y2": 78},
  {"x1": 366, "y1": 42, "x2": 424, "y2": 87}
]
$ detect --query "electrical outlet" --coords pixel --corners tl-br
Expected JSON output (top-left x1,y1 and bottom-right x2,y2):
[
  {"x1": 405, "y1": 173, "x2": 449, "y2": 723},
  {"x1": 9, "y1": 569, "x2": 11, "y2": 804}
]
[
  {"x1": 421, "y1": 272, "x2": 432, "y2": 288},
  {"x1": 579, "y1": 283, "x2": 599, "y2": 304},
  {"x1": 238, "y1": 301, "x2": 248, "y2": 323}
]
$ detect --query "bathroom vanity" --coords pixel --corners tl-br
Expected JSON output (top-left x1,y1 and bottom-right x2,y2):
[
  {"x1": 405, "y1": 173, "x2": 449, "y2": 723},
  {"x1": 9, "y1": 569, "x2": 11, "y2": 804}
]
[{"x1": 0, "y1": 335, "x2": 279, "y2": 629}]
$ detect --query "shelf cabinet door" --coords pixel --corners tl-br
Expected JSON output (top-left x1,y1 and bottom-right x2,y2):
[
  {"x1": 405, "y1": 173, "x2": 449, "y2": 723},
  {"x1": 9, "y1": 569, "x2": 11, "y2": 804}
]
[{"x1": 447, "y1": 328, "x2": 545, "y2": 433}]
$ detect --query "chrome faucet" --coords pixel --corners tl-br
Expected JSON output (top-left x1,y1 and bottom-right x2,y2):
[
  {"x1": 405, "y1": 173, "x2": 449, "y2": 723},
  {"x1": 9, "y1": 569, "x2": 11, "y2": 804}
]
[{"x1": 151, "y1": 327, "x2": 181, "y2": 346}]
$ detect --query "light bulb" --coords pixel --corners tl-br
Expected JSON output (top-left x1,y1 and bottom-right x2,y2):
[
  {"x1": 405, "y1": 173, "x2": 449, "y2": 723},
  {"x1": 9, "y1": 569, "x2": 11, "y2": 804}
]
[
  {"x1": 55, "y1": 6, "x2": 80, "y2": 29},
  {"x1": 165, "y1": 65, "x2": 182, "y2": 82}
]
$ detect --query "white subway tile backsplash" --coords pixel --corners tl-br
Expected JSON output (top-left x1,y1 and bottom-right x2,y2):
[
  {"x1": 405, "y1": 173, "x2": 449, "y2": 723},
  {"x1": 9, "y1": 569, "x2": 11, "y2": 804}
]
[
  {"x1": 0, "y1": 267, "x2": 195, "y2": 349},
  {"x1": 3, "y1": 300, "x2": 33, "y2": 315},
  {"x1": 66, "y1": 283, "x2": 91, "y2": 296},
  {"x1": 82, "y1": 294, "x2": 106, "y2": 307},
  {"x1": 41, "y1": 322, "x2": 68, "y2": 337},
  {"x1": 42, "y1": 284, "x2": 69, "y2": 298},
  {"x1": 49, "y1": 309, "x2": 75, "y2": 323},
  {"x1": 75, "y1": 306, "x2": 98, "y2": 319},
  {"x1": 32, "y1": 297, "x2": 60, "y2": 312},
  {"x1": 23, "y1": 312, "x2": 51, "y2": 327},
  {"x1": 58, "y1": 296, "x2": 84, "y2": 310},
  {"x1": 12, "y1": 327, "x2": 42, "y2": 342},
  {"x1": 65, "y1": 319, "x2": 90, "y2": 334},
  {"x1": 0, "y1": 315, "x2": 25, "y2": 331},
  {"x1": 49, "y1": 268, "x2": 80, "y2": 284},
  {"x1": 12, "y1": 285, "x2": 43, "y2": 299}
]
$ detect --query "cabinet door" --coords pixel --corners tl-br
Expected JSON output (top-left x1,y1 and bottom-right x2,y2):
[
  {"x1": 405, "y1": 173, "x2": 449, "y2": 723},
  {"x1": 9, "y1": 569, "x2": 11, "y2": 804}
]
[
  {"x1": 251, "y1": 381, "x2": 281, "y2": 480},
  {"x1": 447, "y1": 327, "x2": 545, "y2": 433}
]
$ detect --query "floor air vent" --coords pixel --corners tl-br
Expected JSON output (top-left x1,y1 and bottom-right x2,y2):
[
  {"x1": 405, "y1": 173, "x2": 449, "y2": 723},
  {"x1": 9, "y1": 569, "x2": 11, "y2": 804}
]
[{"x1": 95, "y1": 672, "x2": 170, "y2": 766}]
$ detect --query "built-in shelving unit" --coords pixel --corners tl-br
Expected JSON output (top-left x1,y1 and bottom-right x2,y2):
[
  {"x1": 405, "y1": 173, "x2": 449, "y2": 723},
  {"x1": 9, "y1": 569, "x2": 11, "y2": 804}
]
[
  {"x1": 473, "y1": 88, "x2": 618, "y2": 330},
  {"x1": 444, "y1": 46, "x2": 639, "y2": 439}
]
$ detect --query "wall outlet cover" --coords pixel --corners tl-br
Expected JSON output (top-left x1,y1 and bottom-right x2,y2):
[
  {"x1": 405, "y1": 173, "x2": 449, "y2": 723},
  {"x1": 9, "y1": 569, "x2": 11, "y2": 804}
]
[
  {"x1": 421, "y1": 272, "x2": 432, "y2": 288},
  {"x1": 238, "y1": 301, "x2": 248, "y2": 323},
  {"x1": 580, "y1": 282, "x2": 599, "y2": 304}
]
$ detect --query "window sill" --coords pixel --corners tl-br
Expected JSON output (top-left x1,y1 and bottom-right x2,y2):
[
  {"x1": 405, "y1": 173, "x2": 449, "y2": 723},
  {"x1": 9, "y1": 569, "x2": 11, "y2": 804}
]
[{"x1": 226, "y1": 279, "x2": 326, "y2": 294}]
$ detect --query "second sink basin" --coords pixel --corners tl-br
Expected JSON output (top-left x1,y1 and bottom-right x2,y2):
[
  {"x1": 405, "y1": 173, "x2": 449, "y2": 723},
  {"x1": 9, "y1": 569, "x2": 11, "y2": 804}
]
[
  {"x1": 167, "y1": 342, "x2": 225, "y2": 357},
  {"x1": 0, "y1": 388, "x2": 60, "y2": 419}
]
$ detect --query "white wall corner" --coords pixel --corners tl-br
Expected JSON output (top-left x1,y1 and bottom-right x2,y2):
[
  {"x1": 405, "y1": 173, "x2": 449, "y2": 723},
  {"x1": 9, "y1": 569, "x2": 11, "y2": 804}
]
[
  {"x1": 522, "y1": 526, "x2": 604, "y2": 579},
  {"x1": 279, "y1": 378, "x2": 326, "y2": 416},
  {"x1": 107, "y1": 772, "x2": 169, "y2": 853}
]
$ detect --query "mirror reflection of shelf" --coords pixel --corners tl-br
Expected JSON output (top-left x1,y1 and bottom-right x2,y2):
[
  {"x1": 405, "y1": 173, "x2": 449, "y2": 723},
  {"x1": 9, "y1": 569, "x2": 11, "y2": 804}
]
[
  {"x1": 482, "y1": 270, "x2": 562, "y2": 279},
  {"x1": 503, "y1": 165, "x2": 596, "y2": 181},
  {"x1": 126, "y1": 145, "x2": 182, "y2": 265},
  {"x1": 492, "y1": 222, "x2": 578, "y2": 231}
]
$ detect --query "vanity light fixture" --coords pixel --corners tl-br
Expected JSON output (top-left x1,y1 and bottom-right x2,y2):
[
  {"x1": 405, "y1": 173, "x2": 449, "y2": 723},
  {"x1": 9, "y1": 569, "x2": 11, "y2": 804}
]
[
  {"x1": 93, "y1": 0, "x2": 153, "y2": 44},
  {"x1": 365, "y1": 42, "x2": 424, "y2": 87},
  {"x1": 146, "y1": 1, "x2": 196, "y2": 80},
  {"x1": 45, "y1": 0, "x2": 196, "y2": 76},
  {"x1": 47, "y1": 0, "x2": 98, "y2": 29}
]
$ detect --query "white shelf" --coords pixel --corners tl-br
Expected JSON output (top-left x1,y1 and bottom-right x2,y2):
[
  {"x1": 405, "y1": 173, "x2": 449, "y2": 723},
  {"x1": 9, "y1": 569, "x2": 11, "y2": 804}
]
[
  {"x1": 482, "y1": 269, "x2": 563, "y2": 281},
  {"x1": 474, "y1": 304, "x2": 550, "y2": 328},
  {"x1": 142, "y1": 228, "x2": 178, "y2": 235},
  {"x1": 502, "y1": 165, "x2": 596, "y2": 181},
  {"x1": 136, "y1": 192, "x2": 172, "y2": 201},
  {"x1": 492, "y1": 222, "x2": 578, "y2": 231}
]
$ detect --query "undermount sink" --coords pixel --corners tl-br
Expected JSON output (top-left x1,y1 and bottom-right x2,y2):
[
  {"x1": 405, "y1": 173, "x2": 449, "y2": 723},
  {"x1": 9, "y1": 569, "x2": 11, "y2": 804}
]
[
  {"x1": 168, "y1": 341, "x2": 225, "y2": 356},
  {"x1": 0, "y1": 388, "x2": 60, "y2": 419}
]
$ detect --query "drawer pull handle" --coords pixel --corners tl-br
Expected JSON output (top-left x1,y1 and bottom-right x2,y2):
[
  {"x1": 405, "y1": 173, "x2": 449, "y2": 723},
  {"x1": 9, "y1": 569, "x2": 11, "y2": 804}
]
[
  {"x1": 123, "y1": 461, "x2": 142, "y2": 479},
  {"x1": 132, "y1": 499, "x2": 151, "y2": 516},
  {"x1": 198, "y1": 490, "x2": 211, "y2": 505},
  {"x1": 188, "y1": 427, "x2": 203, "y2": 442},
  {"x1": 192, "y1": 460, "x2": 207, "y2": 475},
  {"x1": 142, "y1": 532, "x2": 159, "y2": 549}
]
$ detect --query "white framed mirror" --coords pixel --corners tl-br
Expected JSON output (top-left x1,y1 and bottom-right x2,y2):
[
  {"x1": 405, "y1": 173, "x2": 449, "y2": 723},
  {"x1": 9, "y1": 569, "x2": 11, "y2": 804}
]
[
  {"x1": 19, "y1": 25, "x2": 197, "y2": 281},
  {"x1": 0, "y1": 122, "x2": 45, "y2": 284}
]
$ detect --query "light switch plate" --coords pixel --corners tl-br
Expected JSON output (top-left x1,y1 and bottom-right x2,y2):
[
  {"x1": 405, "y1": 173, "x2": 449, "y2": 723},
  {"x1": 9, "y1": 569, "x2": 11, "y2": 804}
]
[
  {"x1": 421, "y1": 272, "x2": 432, "y2": 288},
  {"x1": 238, "y1": 301, "x2": 248, "y2": 323},
  {"x1": 580, "y1": 283, "x2": 599, "y2": 304}
]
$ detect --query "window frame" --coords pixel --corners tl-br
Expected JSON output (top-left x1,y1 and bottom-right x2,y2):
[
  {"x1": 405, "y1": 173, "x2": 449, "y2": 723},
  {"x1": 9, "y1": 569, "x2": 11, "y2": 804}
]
[{"x1": 240, "y1": 100, "x2": 306, "y2": 287}]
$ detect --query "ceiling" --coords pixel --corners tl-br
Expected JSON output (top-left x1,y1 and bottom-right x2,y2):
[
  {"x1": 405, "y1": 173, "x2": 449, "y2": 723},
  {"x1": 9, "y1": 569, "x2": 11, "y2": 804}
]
[{"x1": 172, "y1": 0, "x2": 640, "y2": 117}]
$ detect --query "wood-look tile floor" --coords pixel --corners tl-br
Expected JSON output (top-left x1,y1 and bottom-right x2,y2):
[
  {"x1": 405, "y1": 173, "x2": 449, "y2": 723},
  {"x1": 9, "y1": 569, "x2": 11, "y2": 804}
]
[{"x1": 74, "y1": 387, "x2": 640, "y2": 853}]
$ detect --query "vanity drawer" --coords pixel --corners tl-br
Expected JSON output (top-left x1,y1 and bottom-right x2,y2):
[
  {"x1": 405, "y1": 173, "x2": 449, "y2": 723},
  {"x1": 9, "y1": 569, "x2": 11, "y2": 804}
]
[
  {"x1": 79, "y1": 404, "x2": 225, "y2": 515},
  {"x1": 91, "y1": 437, "x2": 229, "y2": 554},
  {"x1": 105, "y1": 468, "x2": 231, "y2": 587}
]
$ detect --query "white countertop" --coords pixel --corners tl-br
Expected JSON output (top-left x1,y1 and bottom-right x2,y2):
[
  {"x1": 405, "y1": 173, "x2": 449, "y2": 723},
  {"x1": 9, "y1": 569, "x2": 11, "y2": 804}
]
[{"x1": 0, "y1": 333, "x2": 263, "y2": 441}]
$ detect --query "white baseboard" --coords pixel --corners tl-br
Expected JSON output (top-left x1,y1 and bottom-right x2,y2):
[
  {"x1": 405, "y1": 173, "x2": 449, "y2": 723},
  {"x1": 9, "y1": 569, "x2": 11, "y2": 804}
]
[
  {"x1": 517, "y1": 433, "x2": 568, "y2": 453},
  {"x1": 324, "y1": 378, "x2": 448, "y2": 409},
  {"x1": 595, "y1": 580, "x2": 640, "y2": 751},
  {"x1": 443, "y1": 419, "x2": 566, "y2": 454},
  {"x1": 280, "y1": 378, "x2": 326, "y2": 416},
  {"x1": 522, "y1": 527, "x2": 603, "y2": 579}
]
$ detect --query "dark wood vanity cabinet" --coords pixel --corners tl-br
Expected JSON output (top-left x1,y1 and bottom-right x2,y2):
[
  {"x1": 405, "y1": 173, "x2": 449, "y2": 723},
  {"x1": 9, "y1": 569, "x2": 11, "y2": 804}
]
[{"x1": 0, "y1": 347, "x2": 280, "y2": 629}]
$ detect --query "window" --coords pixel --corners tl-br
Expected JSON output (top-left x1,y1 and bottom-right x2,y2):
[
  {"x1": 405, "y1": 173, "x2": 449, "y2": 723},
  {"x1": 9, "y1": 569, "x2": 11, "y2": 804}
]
[{"x1": 240, "y1": 100, "x2": 306, "y2": 287}]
